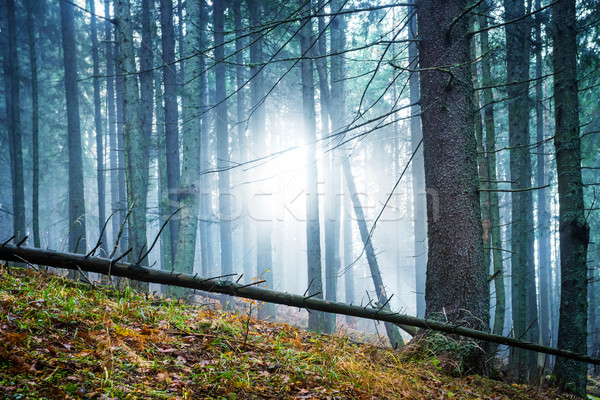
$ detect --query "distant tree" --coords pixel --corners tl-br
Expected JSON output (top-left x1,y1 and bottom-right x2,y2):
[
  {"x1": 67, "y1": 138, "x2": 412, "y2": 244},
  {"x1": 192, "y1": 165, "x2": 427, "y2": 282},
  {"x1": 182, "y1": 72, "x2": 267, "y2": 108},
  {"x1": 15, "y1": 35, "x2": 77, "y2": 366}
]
[
  {"x1": 417, "y1": 0, "x2": 489, "y2": 372},
  {"x1": 299, "y1": 0, "x2": 325, "y2": 332},
  {"x1": 60, "y1": 0, "x2": 87, "y2": 256},
  {"x1": 551, "y1": 0, "x2": 590, "y2": 394},
  {"x1": 214, "y1": 0, "x2": 233, "y2": 280},
  {"x1": 248, "y1": 0, "x2": 274, "y2": 316}
]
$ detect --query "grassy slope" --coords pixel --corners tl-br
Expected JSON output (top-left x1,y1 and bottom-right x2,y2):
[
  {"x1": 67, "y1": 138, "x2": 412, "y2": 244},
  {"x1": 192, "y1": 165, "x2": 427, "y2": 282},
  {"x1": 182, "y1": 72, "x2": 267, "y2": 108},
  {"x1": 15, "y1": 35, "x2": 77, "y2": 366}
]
[{"x1": 0, "y1": 267, "x2": 578, "y2": 399}]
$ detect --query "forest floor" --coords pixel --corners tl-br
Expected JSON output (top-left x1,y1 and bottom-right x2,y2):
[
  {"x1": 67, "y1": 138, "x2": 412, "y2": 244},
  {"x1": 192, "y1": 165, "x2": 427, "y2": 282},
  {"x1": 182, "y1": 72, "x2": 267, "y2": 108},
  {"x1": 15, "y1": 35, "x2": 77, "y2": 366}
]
[{"x1": 0, "y1": 265, "x2": 588, "y2": 399}]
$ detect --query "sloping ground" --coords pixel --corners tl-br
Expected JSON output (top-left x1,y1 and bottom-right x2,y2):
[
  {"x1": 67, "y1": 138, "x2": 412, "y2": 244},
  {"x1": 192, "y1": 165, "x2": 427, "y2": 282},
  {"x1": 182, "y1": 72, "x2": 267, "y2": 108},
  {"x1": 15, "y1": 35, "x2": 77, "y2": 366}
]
[{"x1": 0, "y1": 266, "x2": 578, "y2": 399}]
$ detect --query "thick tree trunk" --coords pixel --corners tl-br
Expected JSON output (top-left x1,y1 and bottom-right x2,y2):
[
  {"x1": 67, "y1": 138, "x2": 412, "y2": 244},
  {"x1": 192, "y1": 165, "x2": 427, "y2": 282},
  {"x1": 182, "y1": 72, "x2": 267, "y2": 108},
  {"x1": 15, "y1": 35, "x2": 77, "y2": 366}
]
[
  {"x1": 115, "y1": 0, "x2": 150, "y2": 292},
  {"x1": 89, "y1": 0, "x2": 107, "y2": 256},
  {"x1": 26, "y1": 0, "x2": 40, "y2": 248},
  {"x1": 156, "y1": 72, "x2": 172, "y2": 274},
  {"x1": 552, "y1": 0, "x2": 590, "y2": 395},
  {"x1": 60, "y1": 0, "x2": 87, "y2": 257},
  {"x1": 417, "y1": 0, "x2": 489, "y2": 372},
  {"x1": 504, "y1": 0, "x2": 538, "y2": 380},
  {"x1": 160, "y1": 0, "x2": 181, "y2": 258}
]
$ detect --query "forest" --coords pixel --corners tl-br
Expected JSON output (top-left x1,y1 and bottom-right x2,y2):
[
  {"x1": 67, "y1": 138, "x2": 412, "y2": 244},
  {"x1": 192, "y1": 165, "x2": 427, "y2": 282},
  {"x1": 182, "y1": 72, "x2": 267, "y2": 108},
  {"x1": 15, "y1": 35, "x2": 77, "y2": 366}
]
[{"x1": 0, "y1": 0, "x2": 599, "y2": 397}]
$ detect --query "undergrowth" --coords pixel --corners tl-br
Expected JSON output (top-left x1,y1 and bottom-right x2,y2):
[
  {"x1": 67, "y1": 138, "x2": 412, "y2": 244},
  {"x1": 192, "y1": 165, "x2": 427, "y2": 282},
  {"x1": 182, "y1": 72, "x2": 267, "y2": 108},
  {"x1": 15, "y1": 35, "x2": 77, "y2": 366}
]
[{"x1": 0, "y1": 266, "x2": 580, "y2": 399}]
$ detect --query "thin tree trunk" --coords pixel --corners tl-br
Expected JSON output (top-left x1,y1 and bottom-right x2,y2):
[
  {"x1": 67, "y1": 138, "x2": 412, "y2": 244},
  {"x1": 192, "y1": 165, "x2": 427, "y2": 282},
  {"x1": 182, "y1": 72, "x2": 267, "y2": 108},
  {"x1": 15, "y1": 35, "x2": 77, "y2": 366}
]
[
  {"x1": 534, "y1": 0, "x2": 552, "y2": 361},
  {"x1": 171, "y1": 0, "x2": 204, "y2": 299},
  {"x1": 551, "y1": 0, "x2": 590, "y2": 394},
  {"x1": 26, "y1": 0, "x2": 40, "y2": 248},
  {"x1": 248, "y1": 0, "x2": 274, "y2": 317},
  {"x1": 408, "y1": 0, "x2": 426, "y2": 318},
  {"x1": 60, "y1": 0, "x2": 87, "y2": 257},
  {"x1": 105, "y1": 0, "x2": 120, "y2": 253},
  {"x1": 156, "y1": 73, "x2": 172, "y2": 274},
  {"x1": 479, "y1": 3, "x2": 506, "y2": 348},
  {"x1": 115, "y1": 0, "x2": 150, "y2": 292},
  {"x1": 299, "y1": 2, "x2": 325, "y2": 332},
  {"x1": 6, "y1": 0, "x2": 25, "y2": 245},
  {"x1": 115, "y1": 39, "x2": 128, "y2": 255},
  {"x1": 504, "y1": 0, "x2": 538, "y2": 380},
  {"x1": 214, "y1": 0, "x2": 233, "y2": 280},
  {"x1": 89, "y1": 0, "x2": 107, "y2": 256},
  {"x1": 160, "y1": 0, "x2": 180, "y2": 258}
]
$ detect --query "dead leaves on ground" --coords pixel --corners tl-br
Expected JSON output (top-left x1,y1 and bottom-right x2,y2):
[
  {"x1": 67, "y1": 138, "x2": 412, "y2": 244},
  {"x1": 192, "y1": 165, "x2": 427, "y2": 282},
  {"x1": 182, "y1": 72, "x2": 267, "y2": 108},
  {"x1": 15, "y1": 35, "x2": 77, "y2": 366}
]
[{"x1": 0, "y1": 268, "x2": 579, "y2": 399}]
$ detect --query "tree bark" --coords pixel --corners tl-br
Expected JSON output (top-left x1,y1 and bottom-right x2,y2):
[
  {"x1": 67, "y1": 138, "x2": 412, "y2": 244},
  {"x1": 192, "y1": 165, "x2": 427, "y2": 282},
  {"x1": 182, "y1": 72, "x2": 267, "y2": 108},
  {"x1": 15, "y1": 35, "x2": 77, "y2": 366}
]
[
  {"x1": 417, "y1": 0, "x2": 489, "y2": 372},
  {"x1": 171, "y1": 0, "x2": 204, "y2": 299},
  {"x1": 26, "y1": 0, "x2": 40, "y2": 248},
  {"x1": 479, "y1": 3, "x2": 506, "y2": 349},
  {"x1": 504, "y1": 0, "x2": 538, "y2": 380},
  {"x1": 115, "y1": 0, "x2": 150, "y2": 292},
  {"x1": 60, "y1": 0, "x2": 87, "y2": 257},
  {"x1": 214, "y1": 0, "x2": 233, "y2": 280},
  {"x1": 160, "y1": 0, "x2": 181, "y2": 258},
  {"x1": 89, "y1": 0, "x2": 107, "y2": 256},
  {"x1": 552, "y1": 0, "x2": 590, "y2": 395},
  {"x1": 408, "y1": 0, "x2": 427, "y2": 319},
  {"x1": 299, "y1": 3, "x2": 325, "y2": 332}
]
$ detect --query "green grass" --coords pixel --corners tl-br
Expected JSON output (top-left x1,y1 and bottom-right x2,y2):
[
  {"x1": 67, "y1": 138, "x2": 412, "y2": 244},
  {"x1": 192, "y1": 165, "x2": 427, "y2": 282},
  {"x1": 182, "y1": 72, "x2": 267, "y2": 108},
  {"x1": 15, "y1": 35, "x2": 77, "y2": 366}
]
[{"x1": 0, "y1": 266, "x2": 583, "y2": 399}]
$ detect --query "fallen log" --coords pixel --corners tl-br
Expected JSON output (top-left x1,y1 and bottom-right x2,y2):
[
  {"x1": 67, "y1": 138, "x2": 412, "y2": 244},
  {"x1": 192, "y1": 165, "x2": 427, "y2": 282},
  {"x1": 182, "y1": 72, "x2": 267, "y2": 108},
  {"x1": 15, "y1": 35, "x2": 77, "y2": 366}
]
[{"x1": 0, "y1": 243, "x2": 598, "y2": 365}]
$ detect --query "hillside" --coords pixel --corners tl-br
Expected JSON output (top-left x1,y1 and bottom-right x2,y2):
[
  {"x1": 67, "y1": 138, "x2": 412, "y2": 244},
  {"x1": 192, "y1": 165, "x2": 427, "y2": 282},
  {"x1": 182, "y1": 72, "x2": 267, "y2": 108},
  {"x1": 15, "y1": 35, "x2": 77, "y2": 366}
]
[{"x1": 0, "y1": 266, "x2": 579, "y2": 399}]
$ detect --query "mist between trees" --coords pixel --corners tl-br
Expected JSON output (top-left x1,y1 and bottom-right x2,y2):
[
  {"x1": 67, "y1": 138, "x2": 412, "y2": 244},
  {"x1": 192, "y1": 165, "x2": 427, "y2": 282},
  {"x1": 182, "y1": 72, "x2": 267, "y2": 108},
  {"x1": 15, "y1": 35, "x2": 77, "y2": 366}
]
[{"x1": 0, "y1": 0, "x2": 598, "y2": 396}]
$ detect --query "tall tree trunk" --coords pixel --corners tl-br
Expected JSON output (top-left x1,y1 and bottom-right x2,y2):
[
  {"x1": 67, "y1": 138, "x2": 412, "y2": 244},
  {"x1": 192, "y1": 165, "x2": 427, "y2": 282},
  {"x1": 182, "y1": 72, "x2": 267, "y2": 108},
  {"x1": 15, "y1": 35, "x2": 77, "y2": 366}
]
[
  {"x1": 156, "y1": 72, "x2": 172, "y2": 274},
  {"x1": 214, "y1": 0, "x2": 233, "y2": 280},
  {"x1": 171, "y1": 0, "x2": 204, "y2": 299},
  {"x1": 417, "y1": 0, "x2": 489, "y2": 372},
  {"x1": 233, "y1": 0, "x2": 253, "y2": 284},
  {"x1": 343, "y1": 192, "x2": 355, "y2": 308},
  {"x1": 60, "y1": 0, "x2": 87, "y2": 256},
  {"x1": 115, "y1": 39, "x2": 128, "y2": 255},
  {"x1": 408, "y1": 0, "x2": 426, "y2": 318},
  {"x1": 105, "y1": 0, "x2": 121, "y2": 253},
  {"x1": 534, "y1": 0, "x2": 552, "y2": 360},
  {"x1": 504, "y1": 0, "x2": 538, "y2": 380},
  {"x1": 299, "y1": 2, "x2": 325, "y2": 332},
  {"x1": 313, "y1": 0, "x2": 341, "y2": 335},
  {"x1": 6, "y1": 0, "x2": 25, "y2": 245},
  {"x1": 26, "y1": 0, "x2": 40, "y2": 248},
  {"x1": 160, "y1": 0, "x2": 180, "y2": 258},
  {"x1": 198, "y1": 0, "x2": 212, "y2": 278},
  {"x1": 479, "y1": 1, "x2": 506, "y2": 350},
  {"x1": 248, "y1": 0, "x2": 274, "y2": 317},
  {"x1": 115, "y1": 0, "x2": 150, "y2": 292},
  {"x1": 89, "y1": 0, "x2": 107, "y2": 256},
  {"x1": 552, "y1": 0, "x2": 590, "y2": 395}
]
